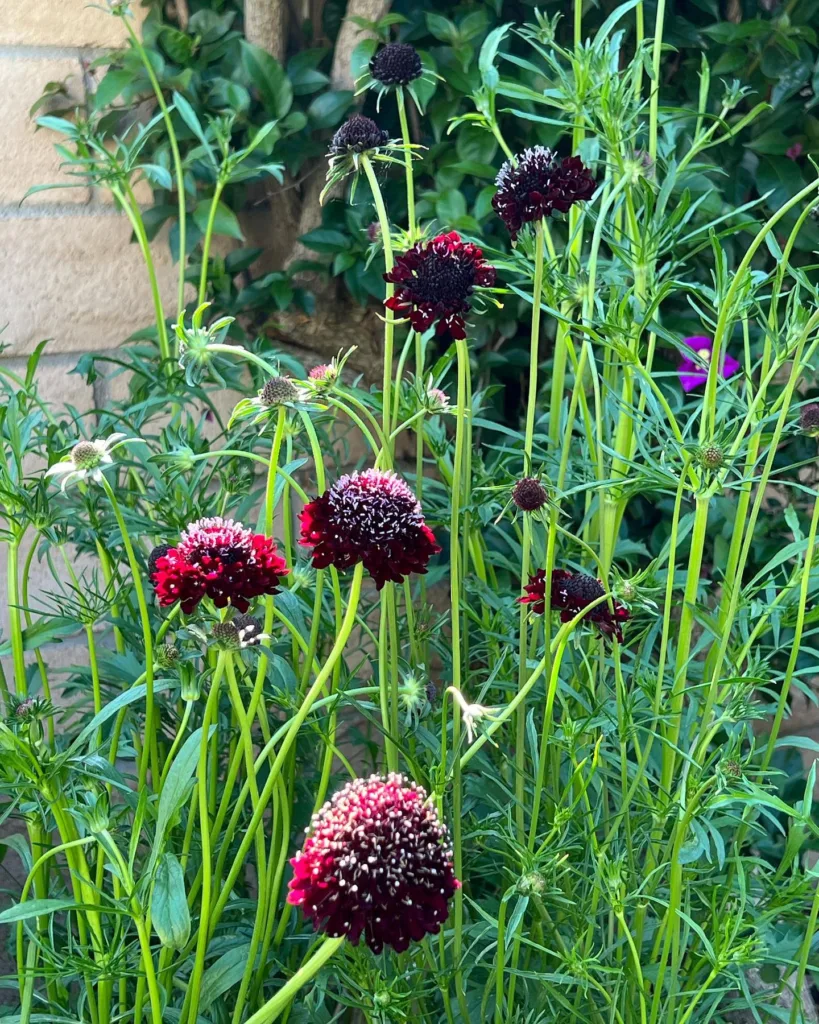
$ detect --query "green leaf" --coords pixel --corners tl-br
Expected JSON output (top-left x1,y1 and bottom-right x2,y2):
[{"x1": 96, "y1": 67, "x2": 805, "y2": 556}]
[
  {"x1": 199, "y1": 944, "x2": 255, "y2": 1010},
  {"x1": 93, "y1": 69, "x2": 132, "y2": 110},
  {"x1": 0, "y1": 899, "x2": 79, "y2": 924},
  {"x1": 68, "y1": 682, "x2": 173, "y2": 755},
  {"x1": 298, "y1": 228, "x2": 350, "y2": 253},
  {"x1": 0, "y1": 616, "x2": 81, "y2": 657},
  {"x1": 241, "y1": 41, "x2": 293, "y2": 120},
  {"x1": 307, "y1": 90, "x2": 353, "y2": 130},
  {"x1": 149, "y1": 726, "x2": 214, "y2": 874},
  {"x1": 479, "y1": 23, "x2": 512, "y2": 92},
  {"x1": 351, "y1": 38, "x2": 378, "y2": 82},
  {"x1": 426, "y1": 13, "x2": 458, "y2": 42},
  {"x1": 193, "y1": 199, "x2": 244, "y2": 241},
  {"x1": 172, "y1": 91, "x2": 215, "y2": 164},
  {"x1": 159, "y1": 27, "x2": 194, "y2": 64},
  {"x1": 151, "y1": 853, "x2": 191, "y2": 950},
  {"x1": 0, "y1": 834, "x2": 32, "y2": 874}
]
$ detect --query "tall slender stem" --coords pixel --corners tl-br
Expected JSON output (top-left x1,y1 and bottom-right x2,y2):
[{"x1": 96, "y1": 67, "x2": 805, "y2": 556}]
[
  {"x1": 361, "y1": 155, "x2": 395, "y2": 456},
  {"x1": 122, "y1": 14, "x2": 187, "y2": 324}
]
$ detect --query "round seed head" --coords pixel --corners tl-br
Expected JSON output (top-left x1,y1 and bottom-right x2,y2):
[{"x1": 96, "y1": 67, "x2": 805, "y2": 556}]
[
  {"x1": 261, "y1": 376, "x2": 300, "y2": 407},
  {"x1": 71, "y1": 440, "x2": 103, "y2": 469}
]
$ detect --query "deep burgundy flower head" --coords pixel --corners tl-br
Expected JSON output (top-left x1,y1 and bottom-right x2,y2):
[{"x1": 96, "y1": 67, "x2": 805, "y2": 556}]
[
  {"x1": 149, "y1": 516, "x2": 288, "y2": 614},
  {"x1": 384, "y1": 231, "x2": 496, "y2": 341},
  {"x1": 369, "y1": 42, "x2": 423, "y2": 86},
  {"x1": 801, "y1": 403, "x2": 819, "y2": 435},
  {"x1": 512, "y1": 477, "x2": 548, "y2": 512},
  {"x1": 330, "y1": 114, "x2": 389, "y2": 156},
  {"x1": 519, "y1": 569, "x2": 629, "y2": 642},
  {"x1": 678, "y1": 336, "x2": 740, "y2": 393},
  {"x1": 492, "y1": 147, "x2": 596, "y2": 240},
  {"x1": 299, "y1": 469, "x2": 440, "y2": 588},
  {"x1": 287, "y1": 773, "x2": 459, "y2": 953}
]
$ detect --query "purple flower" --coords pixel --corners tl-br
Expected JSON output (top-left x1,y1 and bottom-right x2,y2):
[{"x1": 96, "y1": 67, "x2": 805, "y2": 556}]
[{"x1": 678, "y1": 336, "x2": 740, "y2": 394}]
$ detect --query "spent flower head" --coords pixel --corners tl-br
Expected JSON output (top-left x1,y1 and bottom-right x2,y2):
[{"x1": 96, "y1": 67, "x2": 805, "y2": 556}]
[
  {"x1": 174, "y1": 302, "x2": 235, "y2": 386},
  {"x1": 211, "y1": 615, "x2": 268, "y2": 650}
]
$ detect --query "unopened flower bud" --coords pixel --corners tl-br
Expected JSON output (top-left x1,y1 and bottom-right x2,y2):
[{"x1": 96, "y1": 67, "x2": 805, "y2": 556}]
[
  {"x1": 156, "y1": 643, "x2": 180, "y2": 669},
  {"x1": 697, "y1": 445, "x2": 724, "y2": 470},
  {"x1": 512, "y1": 477, "x2": 548, "y2": 512},
  {"x1": 800, "y1": 403, "x2": 819, "y2": 436}
]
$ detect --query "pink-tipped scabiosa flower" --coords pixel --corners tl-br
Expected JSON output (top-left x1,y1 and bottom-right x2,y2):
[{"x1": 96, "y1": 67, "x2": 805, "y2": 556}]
[
  {"x1": 149, "y1": 517, "x2": 288, "y2": 614},
  {"x1": 492, "y1": 147, "x2": 596, "y2": 240},
  {"x1": 299, "y1": 469, "x2": 440, "y2": 589},
  {"x1": 309, "y1": 362, "x2": 339, "y2": 385},
  {"x1": 287, "y1": 773, "x2": 459, "y2": 953},
  {"x1": 520, "y1": 569, "x2": 629, "y2": 642},
  {"x1": 678, "y1": 336, "x2": 740, "y2": 393},
  {"x1": 384, "y1": 231, "x2": 496, "y2": 341}
]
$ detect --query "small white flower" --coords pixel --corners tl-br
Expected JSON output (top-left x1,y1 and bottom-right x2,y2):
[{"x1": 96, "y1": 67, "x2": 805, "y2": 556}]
[
  {"x1": 45, "y1": 434, "x2": 130, "y2": 491},
  {"x1": 447, "y1": 686, "x2": 500, "y2": 744}
]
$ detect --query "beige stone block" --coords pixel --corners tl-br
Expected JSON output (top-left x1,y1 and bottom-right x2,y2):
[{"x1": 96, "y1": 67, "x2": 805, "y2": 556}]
[
  {"x1": 0, "y1": 56, "x2": 90, "y2": 206},
  {"x1": 1, "y1": 0, "x2": 145, "y2": 48},
  {"x1": 0, "y1": 352, "x2": 94, "y2": 409},
  {"x1": 0, "y1": 213, "x2": 184, "y2": 355}
]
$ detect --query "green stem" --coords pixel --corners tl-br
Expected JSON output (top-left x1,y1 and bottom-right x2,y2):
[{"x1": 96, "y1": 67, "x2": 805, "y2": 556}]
[
  {"x1": 100, "y1": 475, "x2": 157, "y2": 787},
  {"x1": 361, "y1": 154, "x2": 395, "y2": 456},
  {"x1": 122, "y1": 14, "x2": 187, "y2": 323},
  {"x1": 198, "y1": 179, "x2": 226, "y2": 307},
  {"x1": 396, "y1": 89, "x2": 416, "y2": 238},
  {"x1": 244, "y1": 936, "x2": 345, "y2": 1024}
]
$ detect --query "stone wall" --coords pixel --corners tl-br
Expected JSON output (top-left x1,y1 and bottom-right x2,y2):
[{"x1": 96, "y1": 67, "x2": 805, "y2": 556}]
[
  {"x1": 0, "y1": 1, "x2": 184, "y2": 690},
  {"x1": 0, "y1": 0, "x2": 178, "y2": 405}
]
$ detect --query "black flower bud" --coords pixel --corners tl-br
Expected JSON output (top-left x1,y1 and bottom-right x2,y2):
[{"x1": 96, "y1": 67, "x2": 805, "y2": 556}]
[
  {"x1": 800, "y1": 403, "x2": 819, "y2": 436},
  {"x1": 512, "y1": 477, "x2": 548, "y2": 512},
  {"x1": 697, "y1": 445, "x2": 724, "y2": 470},
  {"x1": 369, "y1": 43, "x2": 423, "y2": 86},
  {"x1": 329, "y1": 115, "x2": 389, "y2": 156}
]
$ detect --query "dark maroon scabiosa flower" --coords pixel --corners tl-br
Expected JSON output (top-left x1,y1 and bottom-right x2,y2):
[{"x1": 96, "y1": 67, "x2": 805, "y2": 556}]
[
  {"x1": 492, "y1": 147, "x2": 596, "y2": 240},
  {"x1": 330, "y1": 115, "x2": 389, "y2": 156},
  {"x1": 519, "y1": 569, "x2": 630, "y2": 642},
  {"x1": 800, "y1": 403, "x2": 819, "y2": 436},
  {"x1": 369, "y1": 42, "x2": 423, "y2": 87},
  {"x1": 384, "y1": 231, "x2": 496, "y2": 341},
  {"x1": 150, "y1": 517, "x2": 288, "y2": 614},
  {"x1": 287, "y1": 773, "x2": 459, "y2": 953},
  {"x1": 512, "y1": 477, "x2": 549, "y2": 512},
  {"x1": 299, "y1": 469, "x2": 440, "y2": 589}
]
